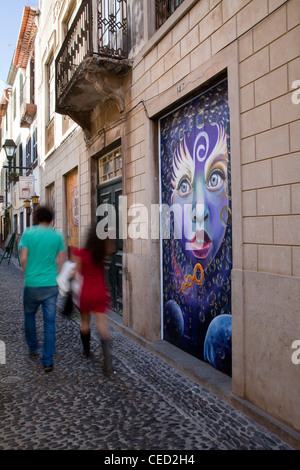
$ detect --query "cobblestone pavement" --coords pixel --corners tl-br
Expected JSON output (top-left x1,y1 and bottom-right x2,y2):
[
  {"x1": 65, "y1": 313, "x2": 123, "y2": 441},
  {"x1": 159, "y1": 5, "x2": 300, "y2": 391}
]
[{"x1": 0, "y1": 254, "x2": 294, "y2": 452}]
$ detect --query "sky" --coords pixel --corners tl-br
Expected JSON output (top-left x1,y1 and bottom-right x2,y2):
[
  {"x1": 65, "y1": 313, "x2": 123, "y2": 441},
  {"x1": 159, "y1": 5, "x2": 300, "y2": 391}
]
[{"x1": 0, "y1": 0, "x2": 39, "y2": 98}]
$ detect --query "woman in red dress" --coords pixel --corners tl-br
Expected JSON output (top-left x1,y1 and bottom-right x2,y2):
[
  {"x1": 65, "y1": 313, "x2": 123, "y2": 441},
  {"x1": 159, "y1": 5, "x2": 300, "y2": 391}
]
[{"x1": 72, "y1": 225, "x2": 114, "y2": 376}]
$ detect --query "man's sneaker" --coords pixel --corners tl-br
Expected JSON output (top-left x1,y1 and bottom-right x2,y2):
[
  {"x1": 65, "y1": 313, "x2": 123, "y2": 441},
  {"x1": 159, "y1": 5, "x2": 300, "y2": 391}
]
[{"x1": 43, "y1": 364, "x2": 53, "y2": 373}]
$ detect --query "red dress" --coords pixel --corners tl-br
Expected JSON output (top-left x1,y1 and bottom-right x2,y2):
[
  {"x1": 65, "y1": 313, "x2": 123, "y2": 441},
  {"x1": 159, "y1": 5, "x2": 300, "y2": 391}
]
[{"x1": 73, "y1": 248, "x2": 109, "y2": 313}]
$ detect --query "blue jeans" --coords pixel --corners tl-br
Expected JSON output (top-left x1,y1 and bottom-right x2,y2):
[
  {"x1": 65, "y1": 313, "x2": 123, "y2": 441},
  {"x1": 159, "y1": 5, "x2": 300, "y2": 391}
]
[{"x1": 23, "y1": 286, "x2": 58, "y2": 366}]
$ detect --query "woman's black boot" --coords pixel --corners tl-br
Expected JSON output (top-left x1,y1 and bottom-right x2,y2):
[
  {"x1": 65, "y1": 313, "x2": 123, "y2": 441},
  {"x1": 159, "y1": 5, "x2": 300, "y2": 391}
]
[{"x1": 80, "y1": 331, "x2": 90, "y2": 358}]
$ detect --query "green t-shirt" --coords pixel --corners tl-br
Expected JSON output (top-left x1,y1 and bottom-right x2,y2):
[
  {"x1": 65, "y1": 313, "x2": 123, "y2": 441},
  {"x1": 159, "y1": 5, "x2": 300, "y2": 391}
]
[{"x1": 19, "y1": 225, "x2": 65, "y2": 287}]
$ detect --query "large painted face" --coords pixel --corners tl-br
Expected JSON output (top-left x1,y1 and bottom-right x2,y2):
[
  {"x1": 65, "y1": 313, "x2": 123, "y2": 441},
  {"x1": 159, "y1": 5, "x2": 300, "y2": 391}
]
[{"x1": 171, "y1": 122, "x2": 229, "y2": 271}]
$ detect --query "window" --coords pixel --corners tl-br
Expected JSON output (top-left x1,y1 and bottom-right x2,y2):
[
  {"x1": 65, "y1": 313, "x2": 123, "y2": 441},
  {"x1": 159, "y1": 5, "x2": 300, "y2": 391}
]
[
  {"x1": 18, "y1": 143, "x2": 23, "y2": 175},
  {"x1": 26, "y1": 138, "x2": 31, "y2": 169},
  {"x1": 98, "y1": 146, "x2": 122, "y2": 185},
  {"x1": 13, "y1": 89, "x2": 16, "y2": 120},
  {"x1": 32, "y1": 128, "x2": 38, "y2": 163},
  {"x1": 155, "y1": 0, "x2": 186, "y2": 29},
  {"x1": 14, "y1": 214, "x2": 18, "y2": 234},
  {"x1": 19, "y1": 74, "x2": 24, "y2": 107},
  {"x1": 30, "y1": 58, "x2": 35, "y2": 104},
  {"x1": 13, "y1": 152, "x2": 16, "y2": 173},
  {"x1": 62, "y1": 0, "x2": 77, "y2": 36},
  {"x1": 20, "y1": 212, "x2": 24, "y2": 234},
  {"x1": 48, "y1": 58, "x2": 55, "y2": 122},
  {"x1": 98, "y1": 0, "x2": 128, "y2": 59},
  {"x1": 59, "y1": 0, "x2": 76, "y2": 139},
  {"x1": 46, "y1": 56, "x2": 55, "y2": 153}
]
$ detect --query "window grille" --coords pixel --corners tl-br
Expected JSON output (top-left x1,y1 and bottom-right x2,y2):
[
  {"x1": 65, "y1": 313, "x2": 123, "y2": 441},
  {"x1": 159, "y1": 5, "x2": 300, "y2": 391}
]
[
  {"x1": 98, "y1": 0, "x2": 128, "y2": 59},
  {"x1": 98, "y1": 146, "x2": 122, "y2": 184}
]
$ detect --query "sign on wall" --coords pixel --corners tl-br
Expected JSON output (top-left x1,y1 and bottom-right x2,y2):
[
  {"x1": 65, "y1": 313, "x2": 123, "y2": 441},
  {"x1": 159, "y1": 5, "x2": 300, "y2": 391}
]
[
  {"x1": 19, "y1": 176, "x2": 34, "y2": 199},
  {"x1": 159, "y1": 79, "x2": 232, "y2": 375}
]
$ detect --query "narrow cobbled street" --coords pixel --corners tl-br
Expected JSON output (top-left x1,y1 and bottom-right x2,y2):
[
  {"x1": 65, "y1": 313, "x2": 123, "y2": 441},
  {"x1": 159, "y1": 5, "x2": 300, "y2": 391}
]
[{"x1": 0, "y1": 253, "x2": 294, "y2": 452}]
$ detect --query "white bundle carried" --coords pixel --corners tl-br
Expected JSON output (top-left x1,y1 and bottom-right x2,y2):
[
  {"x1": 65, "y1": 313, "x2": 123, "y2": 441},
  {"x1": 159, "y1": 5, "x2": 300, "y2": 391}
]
[
  {"x1": 56, "y1": 260, "x2": 76, "y2": 297},
  {"x1": 57, "y1": 260, "x2": 83, "y2": 310}
]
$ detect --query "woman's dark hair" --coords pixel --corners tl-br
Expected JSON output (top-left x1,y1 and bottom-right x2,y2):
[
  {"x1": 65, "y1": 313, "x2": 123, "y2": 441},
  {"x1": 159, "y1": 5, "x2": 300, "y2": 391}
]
[
  {"x1": 84, "y1": 223, "x2": 107, "y2": 266},
  {"x1": 34, "y1": 206, "x2": 53, "y2": 224}
]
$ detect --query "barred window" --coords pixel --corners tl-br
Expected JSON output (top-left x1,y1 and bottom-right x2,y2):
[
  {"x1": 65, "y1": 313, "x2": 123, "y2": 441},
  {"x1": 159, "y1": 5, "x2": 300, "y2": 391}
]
[{"x1": 98, "y1": 146, "x2": 122, "y2": 185}]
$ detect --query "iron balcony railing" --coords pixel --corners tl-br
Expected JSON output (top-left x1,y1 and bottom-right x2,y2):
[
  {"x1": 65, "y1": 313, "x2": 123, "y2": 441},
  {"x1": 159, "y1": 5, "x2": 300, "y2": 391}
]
[
  {"x1": 56, "y1": 0, "x2": 128, "y2": 99},
  {"x1": 155, "y1": 0, "x2": 186, "y2": 29},
  {"x1": 98, "y1": 0, "x2": 128, "y2": 58}
]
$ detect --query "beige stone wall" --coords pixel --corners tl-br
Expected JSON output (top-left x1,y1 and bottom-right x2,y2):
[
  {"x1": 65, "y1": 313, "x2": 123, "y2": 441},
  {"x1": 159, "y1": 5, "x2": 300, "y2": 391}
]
[
  {"x1": 37, "y1": 0, "x2": 300, "y2": 433},
  {"x1": 240, "y1": 0, "x2": 300, "y2": 276},
  {"x1": 40, "y1": 129, "x2": 83, "y2": 235},
  {"x1": 237, "y1": 1, "x2": 300, "y2": 432},
  {"x1": 124, "y1": 0, "x2": 300, "y2": 432}
]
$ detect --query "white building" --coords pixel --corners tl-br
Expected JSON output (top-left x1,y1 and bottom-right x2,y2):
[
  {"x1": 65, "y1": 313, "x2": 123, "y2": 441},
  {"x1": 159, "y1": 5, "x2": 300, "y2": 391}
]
[{"x1": 0, "y1": 6, "x2": 39, "y2": 243}]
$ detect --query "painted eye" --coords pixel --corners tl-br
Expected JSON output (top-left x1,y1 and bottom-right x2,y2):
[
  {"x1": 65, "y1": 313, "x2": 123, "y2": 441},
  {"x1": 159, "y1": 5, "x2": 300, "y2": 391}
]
[
  {"x1": 207, "y1": 169, "x2": 225, "y2": 191},
  {"x1": 178, "y1": 178, "x2": 192, "y2": 197}
]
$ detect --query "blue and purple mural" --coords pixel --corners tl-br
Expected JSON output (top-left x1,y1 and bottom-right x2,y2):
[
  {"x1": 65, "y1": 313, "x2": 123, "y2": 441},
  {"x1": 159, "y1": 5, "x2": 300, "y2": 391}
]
[{"x1": 160, "y1": 80, "x2": 232, "y2": 376}]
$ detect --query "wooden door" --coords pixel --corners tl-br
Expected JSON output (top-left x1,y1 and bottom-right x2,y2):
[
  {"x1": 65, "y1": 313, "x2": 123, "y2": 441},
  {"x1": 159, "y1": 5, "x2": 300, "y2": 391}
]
[{"x1": 98, "y1": 179, "x2": 123, "y2": 314}]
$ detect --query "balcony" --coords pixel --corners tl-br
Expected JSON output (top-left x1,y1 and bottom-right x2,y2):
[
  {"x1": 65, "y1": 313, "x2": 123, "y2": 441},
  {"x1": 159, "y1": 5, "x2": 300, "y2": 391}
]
[
  {"x1": 20, "y1": 103, "x2": 37, "y2": 128},
  {"x1": 55, "y1": 0, "x2": 131, "y2": 137},
  {"x1": 20, "y1": 76, "x2": 36, "y2": 128}
]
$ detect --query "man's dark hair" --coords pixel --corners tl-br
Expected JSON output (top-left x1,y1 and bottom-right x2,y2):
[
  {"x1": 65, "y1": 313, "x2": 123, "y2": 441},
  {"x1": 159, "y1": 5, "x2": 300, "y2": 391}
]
[{"x1": 34, "y1": 206, "x2": 53, "y2": 224}]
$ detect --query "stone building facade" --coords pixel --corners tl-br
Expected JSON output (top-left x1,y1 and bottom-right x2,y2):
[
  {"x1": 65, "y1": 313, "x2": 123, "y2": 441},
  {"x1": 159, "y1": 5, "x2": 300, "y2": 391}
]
[
  {"x1": 0, "y1": 6, "x2": 39, "y2": 245},
  {"x1": 31, "y1": 0, "x2": 300, "y2": 436}
]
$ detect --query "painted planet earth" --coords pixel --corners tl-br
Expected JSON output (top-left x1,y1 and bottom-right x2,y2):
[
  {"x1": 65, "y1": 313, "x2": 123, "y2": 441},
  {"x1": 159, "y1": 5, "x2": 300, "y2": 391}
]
[
  {"x1": 165, "y1": 300, "x2": 184, "y2": 339},
  {"x1": 204, "y1": 314, "x2": 232, "y2": 376}
]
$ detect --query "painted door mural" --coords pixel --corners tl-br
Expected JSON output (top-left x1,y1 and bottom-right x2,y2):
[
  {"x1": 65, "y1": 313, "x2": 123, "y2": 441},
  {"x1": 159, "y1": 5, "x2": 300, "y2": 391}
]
[
  {"x1": 66, "y1": 169, "x2": 79, "y2": 249},
  {"x1": 160, "y1": 79, "x2": 232, "y2": 376}
]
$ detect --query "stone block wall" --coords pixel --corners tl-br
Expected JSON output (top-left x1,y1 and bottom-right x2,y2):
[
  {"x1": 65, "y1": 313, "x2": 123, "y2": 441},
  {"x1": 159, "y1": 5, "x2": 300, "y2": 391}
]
[
  {"x1": 37, "y1": 0, "x2": 300, "y2": 433},
  {"x1": 123, "y1": 0, "x2": 300, "y2": 432}
]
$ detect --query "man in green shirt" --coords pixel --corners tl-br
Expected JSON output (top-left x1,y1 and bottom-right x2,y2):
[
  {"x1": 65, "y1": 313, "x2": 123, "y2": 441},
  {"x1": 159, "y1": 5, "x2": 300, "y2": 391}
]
[{"x1": 19, "y1": 206, "x2": 66, "y2": 372}]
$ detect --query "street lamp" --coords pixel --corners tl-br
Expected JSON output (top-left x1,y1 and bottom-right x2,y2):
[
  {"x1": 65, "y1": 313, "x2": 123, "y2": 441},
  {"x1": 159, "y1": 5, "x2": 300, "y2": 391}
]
[
  {"x1": 31, "y1": 194, "x2": 39, "y2": 206},
  {"x1": 2, "y1": 138, "x2": 32, "y2": 172},
  {"x1": 24, "y1": 195, "x2": 39, "y2": 226},
  {"x1": 2, "y1": 139, "x2": 17, "y2": 163}
]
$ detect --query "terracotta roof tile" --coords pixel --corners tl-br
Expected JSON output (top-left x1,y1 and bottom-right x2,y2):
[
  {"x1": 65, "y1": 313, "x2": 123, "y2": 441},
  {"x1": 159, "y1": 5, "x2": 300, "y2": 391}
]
[{"x1": 13, "y1": 7, "x2": 37, "y2": 68}]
